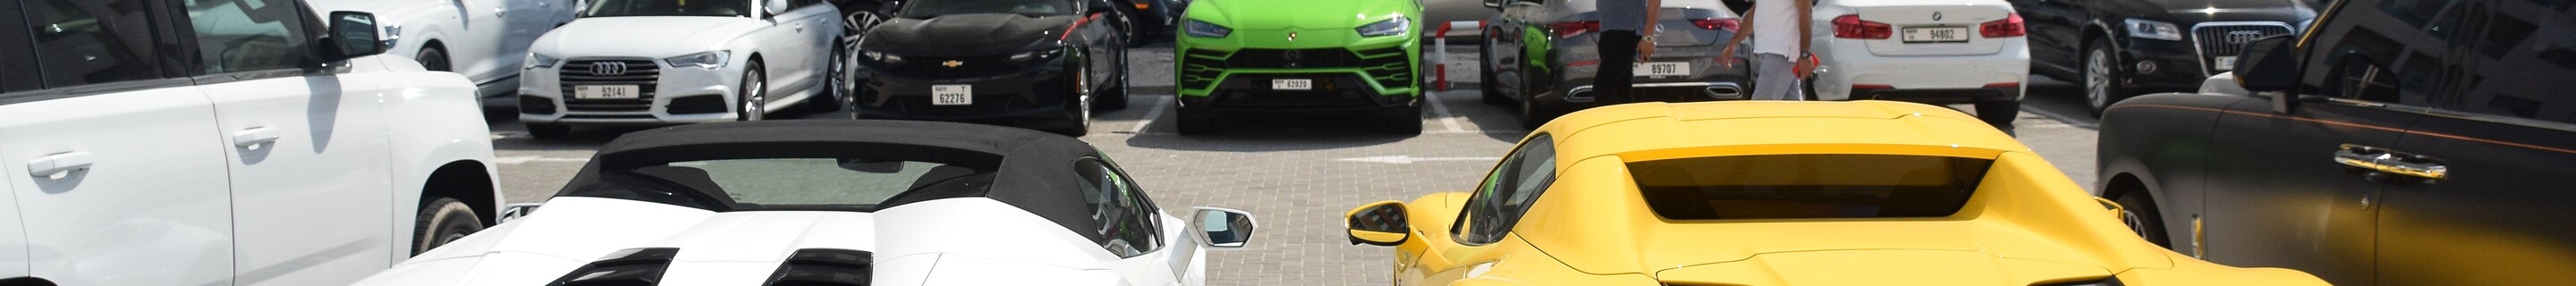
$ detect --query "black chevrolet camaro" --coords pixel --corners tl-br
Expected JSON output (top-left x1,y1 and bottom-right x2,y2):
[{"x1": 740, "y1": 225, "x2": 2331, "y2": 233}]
[{"x1": 849, "y1": 0, "x2": 1131, "y2": 136}]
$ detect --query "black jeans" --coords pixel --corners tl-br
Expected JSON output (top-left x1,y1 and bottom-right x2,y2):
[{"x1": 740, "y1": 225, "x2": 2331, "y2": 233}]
[{"x1": 1593, "y1": 29, "x2": 1641, "y2": 104}]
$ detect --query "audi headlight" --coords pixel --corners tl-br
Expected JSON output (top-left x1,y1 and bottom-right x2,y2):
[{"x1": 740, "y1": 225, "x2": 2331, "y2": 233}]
[
  {"x1": 664, "y1": 51, "x2": 729, "y2": 69},
  {"x1": 1011, "y1": 47, "x2": 1065, "y2": 62},
  {"x1": 1356, "y1": 17, "x2": 1410, "y2": 38},
  {"x1": 526, "y1": 53, "x2": 561, "y2": 69},
  {"x1": 1184, "y1": 19, "x2": 1231, "y2": 38},
  {"x1": 2124, "y1": 19, "x2": 2182, "y2": 41}
]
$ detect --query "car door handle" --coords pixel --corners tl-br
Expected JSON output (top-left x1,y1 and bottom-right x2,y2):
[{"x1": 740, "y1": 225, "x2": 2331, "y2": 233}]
[
  {"x1": 2334, "y1": 144, "x2": 2447, "y2": 180},
  {"x1": 495, "y1": 7, "x2": 508, "y2": 17},
  {"x1": 27, "y1": 151, "x2": 91, "y2": 178},
  {"x1": 233, "y1": 127, "x2": 281, "y2": 148}
]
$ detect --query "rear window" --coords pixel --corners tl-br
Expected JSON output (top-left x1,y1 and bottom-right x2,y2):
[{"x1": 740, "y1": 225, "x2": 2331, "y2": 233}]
[
  {"x1": 1630, "y1": 154, "x2": 1993, "y2": 220},
  {"x1": 565, "y1": 158, "x2": 994, "y2": 212}
]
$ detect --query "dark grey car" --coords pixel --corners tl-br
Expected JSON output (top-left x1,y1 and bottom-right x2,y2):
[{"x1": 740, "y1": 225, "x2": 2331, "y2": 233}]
[{"x1": 1478, "y1": 0, "x2": 1752, "y2": 128}]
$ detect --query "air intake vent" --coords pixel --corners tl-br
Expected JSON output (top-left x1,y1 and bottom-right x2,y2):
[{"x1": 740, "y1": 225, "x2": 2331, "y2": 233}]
[
  {"x1": 764, "y1": 248, "x2": 876, "y2": 286},
  {"x1": 548, "y1": 248, "x2": 679, "y2": 286}
]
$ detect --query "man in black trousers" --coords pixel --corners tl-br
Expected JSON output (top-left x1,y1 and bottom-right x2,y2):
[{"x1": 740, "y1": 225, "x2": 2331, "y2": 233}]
[{"x1": 1593, "y1": 0, "x2": 1661, "y2": 104}]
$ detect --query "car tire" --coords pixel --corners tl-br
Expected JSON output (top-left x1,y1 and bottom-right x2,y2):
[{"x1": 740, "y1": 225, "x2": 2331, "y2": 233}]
[
  {"x1": 1175, "y1": 105, "x2": 1220, "y2": 135},
  {"x1": 417, "y1": 47, "x2": 451, "y2": 72},
  {"x1": 809, "y1": 49, "x2": 847, "y2": 112},
  {"x1": 739, "y1": 61, "x2": 768, "y2": 121},
  {"x1": 1098, "y1": 41, "x2": 1132, "y2": 112},
  {"x1": 2112, "y1": 189, "x2": 2172, "y2": 248},
  {"x1": 1974, "y1": 99, "x2": 2020, "y2": 136},
  {"x1": 1480, "y1": 41, "x2": 1508, "y2": 105},
  {"x1": 2083, "y1": 41, "x2": 2131, "y2": 117},
  {"x1": 525, "y1": 123, "x2": 569, "y2": 139},
  {"x1": 1518, "y1": 93, "x2": 1554, "y2": 130},
  {"x1": 412, "y1": 198, "x2": 485, "y2": 255}
]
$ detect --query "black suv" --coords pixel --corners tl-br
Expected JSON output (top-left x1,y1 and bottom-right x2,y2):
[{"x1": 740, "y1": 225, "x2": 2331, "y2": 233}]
[
  {"x1": 2097, "y1": 0, "x2": 2576, "y2": 285},
  {"x1": 2005, "y1": 0, "x2": 2317, "y2": 114}
]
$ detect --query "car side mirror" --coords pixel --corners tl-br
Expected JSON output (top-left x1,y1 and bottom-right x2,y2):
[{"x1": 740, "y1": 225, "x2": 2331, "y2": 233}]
[
  {"x1": 498, "y1": 203, "x2": 544, "y2": 223},
  {"x1": 1343, "y1": 201, "x2": 1410, "y2": 246},
  {"x1": 321, "y1": 12, "x2": 385, "y2": 63},
  {"x1": 2091, "y1": 197, "x2": 2129, "y2": 223},
  {"x1": 1190, "y1": 207, "x2": 1258, "y2": 248},
  {"x1": 2235, "y1": 36, "x2": 2299, "y2": 93},
  {"x1": 765, "y1": 0, "x2": 792, "y2": 16}
]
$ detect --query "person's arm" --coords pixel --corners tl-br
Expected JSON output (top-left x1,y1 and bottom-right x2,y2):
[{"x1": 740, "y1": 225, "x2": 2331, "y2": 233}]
[
  {"x1": 1796, "y1": 0, "x2": 1812, "y2": 54},
  {"x1": 1716, "y1": 8, "x2": 1751, "y2": 66},
  {"x1": 1640, "y1": 0, "x2": 1664, "y2": 59}
]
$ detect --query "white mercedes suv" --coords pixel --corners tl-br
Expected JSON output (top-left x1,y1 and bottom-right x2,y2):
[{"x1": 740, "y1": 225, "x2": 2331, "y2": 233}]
[
  {"x1": 1806, "y1": 0, "x2": 2029, "y2": 130},
  {"x1": 0, "y1": 0, "x2": 503, "y2": 285},
  {"x1": 306, "y1": 0, "x2": 581, "y2": 99},
  {"x1": 517, "y1": 0, "x2": 844, "y2": 139}
]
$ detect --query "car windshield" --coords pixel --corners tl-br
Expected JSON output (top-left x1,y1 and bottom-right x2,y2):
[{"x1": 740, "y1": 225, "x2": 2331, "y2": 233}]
[
  {"x1": 899, "y1": 0, "x2": 1073, "y2": 18},
  {"x1": 583, "y1": 0, "x2": 752, "y2": 18},
  {"x1": 1629, "y1": 154, "x2": 1993, "y2": 220},
  {"x1": 564, "y1": 157, "x2": 995, "y2": 212}
]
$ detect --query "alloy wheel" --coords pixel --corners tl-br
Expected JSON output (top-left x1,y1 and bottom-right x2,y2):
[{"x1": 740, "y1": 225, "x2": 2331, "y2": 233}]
[
  {"x1": 742, "y1": 70, "x2": 767, "y2": 121},
  {"x1": 2086, "y1": 49, "x2": 2114, "y2": 110}
]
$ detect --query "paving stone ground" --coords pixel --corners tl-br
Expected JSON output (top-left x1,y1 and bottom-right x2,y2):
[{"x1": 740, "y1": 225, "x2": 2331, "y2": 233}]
[{"x1": 482, "y1": 46, "x2": 2106, "y2": 285}]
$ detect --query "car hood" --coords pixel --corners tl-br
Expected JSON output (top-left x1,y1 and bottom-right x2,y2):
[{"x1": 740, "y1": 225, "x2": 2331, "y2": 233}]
[
  {"x1": 352, "y1": 197, "x2": 1119, "y2": 285},
  {"x1": 862, "y1": 13, "x2": 1073, "y2": 55},
  {"x1": 2132, "y1": 0, "x2": 2317, "y2": 23},
  {"x1": 533, "y1": 16, "x2": 769, "y2": 58},
  {"x1": 1187, "y1": 0, "x2": 1415, "y2": 30},
  {"x1": 1653, "y1": 249, "x2": 2114, "y2": 285}
]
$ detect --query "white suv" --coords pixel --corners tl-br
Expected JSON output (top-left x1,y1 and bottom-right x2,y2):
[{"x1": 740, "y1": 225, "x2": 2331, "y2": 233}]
[
  {"x1": 517, "y1": 0, "x2": 843, "y2": 139},
  {"x1": 0, "y1": 1, "x2": 503, "y2": 285},
  {"x1": 1806, "y1": 0, "x2": 2029, "y2": 129},
  {"x1": 306, "y1": 0, "x2": 582, "y2": 98}
]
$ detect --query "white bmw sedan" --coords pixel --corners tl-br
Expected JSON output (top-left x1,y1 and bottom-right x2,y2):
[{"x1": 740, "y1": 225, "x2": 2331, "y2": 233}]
[
  {"x1": 1806, "y1": 0, "x2": 2029, "y2": 129},
  {"x1": 517, "y1": 0, "x2": 843, "y2": 139},
  {"x1": 353, "y1": 121, "x2": 1257, "y2": 286}
]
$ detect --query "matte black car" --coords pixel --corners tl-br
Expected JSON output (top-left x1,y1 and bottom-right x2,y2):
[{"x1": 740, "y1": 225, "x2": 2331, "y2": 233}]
[
  {"x1": 1479, "y1": 0, "x2": 1753, "y2": 129},
  {"x1": 2097, "y1": 0, "x2": 2576, "y2": 285},
  {"x1": 849, "y1": 0, "x2": 1131, "y2": 136},
  {"x1": 2004, "y1": 0, "x2": 2316, "y2": 114}
]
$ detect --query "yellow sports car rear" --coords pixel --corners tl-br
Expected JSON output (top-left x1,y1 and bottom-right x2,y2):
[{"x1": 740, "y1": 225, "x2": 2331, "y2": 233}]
[{"x1": 1340, "y1": 101, "x2": 2325, "y2": 286}]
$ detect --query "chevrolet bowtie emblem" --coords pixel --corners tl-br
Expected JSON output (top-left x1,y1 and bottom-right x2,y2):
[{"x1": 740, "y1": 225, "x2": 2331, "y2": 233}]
[
  {"x1": 1287, "y1": 32, "x2": 1299, "y2": 41},
  {"x1": 943, "y1": 60, "x2": 963, "y2": 68}
]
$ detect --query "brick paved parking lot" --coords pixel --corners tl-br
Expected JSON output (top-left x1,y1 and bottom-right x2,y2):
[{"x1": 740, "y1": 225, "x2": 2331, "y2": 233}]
[{"x1": 483, "y1": 46, "x2": 2105, "y2": 285}]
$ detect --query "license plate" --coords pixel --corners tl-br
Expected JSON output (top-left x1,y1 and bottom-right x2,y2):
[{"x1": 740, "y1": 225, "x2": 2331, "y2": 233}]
[
  {"x1": 1272, "y1": 79, "x2": 1313, "y2": 90},
  {"x1": 931, "y1": 85, "x2": 972, "y2": 105},
  {"x1": 1902, "y1": 27, "x2": 1971, "y2": 43},
  {"x1": 2214, "y1": 56, "x2": 2239, "y2": 71},
  {"x1": 1636, "y1": 62, "x2": 1690, "y2": 77},
  {"x1": 572, "y1": 85, "x2": 640, "y2": 99}
]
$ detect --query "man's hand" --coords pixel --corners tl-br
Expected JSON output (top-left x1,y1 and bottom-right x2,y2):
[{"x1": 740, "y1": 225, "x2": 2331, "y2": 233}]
[
  {"x1": 1637, "y1": 43, "x2": 1657, "y2": 61},
  {"x1": 1716, "y1": 46, "x2": 1736, "y2": 68}
]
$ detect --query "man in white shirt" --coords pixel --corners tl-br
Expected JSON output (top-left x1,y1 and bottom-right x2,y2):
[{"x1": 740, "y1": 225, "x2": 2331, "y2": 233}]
[{"x1": 1717, "y1": 0, "x2": 1813, "y2": 100}]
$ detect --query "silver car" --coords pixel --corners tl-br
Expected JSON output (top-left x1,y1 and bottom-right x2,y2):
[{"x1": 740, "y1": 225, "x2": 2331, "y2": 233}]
[{"x1": 1477, "y1": 0, "x2": 1753, "y2": 129}]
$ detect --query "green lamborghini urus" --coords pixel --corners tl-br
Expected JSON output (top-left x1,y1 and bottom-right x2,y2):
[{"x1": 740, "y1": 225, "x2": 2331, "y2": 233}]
[{"x1": 1172, "y1": 0, "x2": 1426, "y2": 135}]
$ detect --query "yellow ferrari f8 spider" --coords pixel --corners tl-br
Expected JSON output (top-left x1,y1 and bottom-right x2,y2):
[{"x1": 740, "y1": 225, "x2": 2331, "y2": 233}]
[{"x1": 1342, "y1": 101, "x2": 2326, "y2": 286}]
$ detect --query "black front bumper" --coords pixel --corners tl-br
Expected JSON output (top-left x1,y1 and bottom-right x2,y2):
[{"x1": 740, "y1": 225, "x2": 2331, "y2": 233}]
[
  {"x1": 852, "y1": 58, "x2": 1080, "y2": 124},
  {"x1": 1182, "y1": 73, "x2": 1419, "y2": 114},
  {"x1": 1845, "y1": 86, "x2": 2022, "y2": 105}
]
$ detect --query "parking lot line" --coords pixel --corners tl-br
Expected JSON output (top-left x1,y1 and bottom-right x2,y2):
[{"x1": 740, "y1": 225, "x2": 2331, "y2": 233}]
[
  {"x1": 1425, "y1": 91, "x2": 1467, "y2": 132},
  {"x1": 1128, "y1": 96, "x2": 1173, "y2": 134}
]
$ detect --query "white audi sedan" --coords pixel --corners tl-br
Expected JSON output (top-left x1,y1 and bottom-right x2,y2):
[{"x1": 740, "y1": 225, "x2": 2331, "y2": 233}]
[
  {"x1": 353, "y1": 121, "x2": 1257, "y2": 285},
  {"x1": 518, "y1": 0, "x2": 843, "y2": 139},
  {"x1": 1806, "y1": 0, "x2": 2029, "y2": 129}
]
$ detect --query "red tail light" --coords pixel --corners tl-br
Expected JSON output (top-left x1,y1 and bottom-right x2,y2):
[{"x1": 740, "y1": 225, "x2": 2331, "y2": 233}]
[
  {"x1": 1832, "y1": 14, "x2": 1892, "y2": 39},
  {"x1": 1690, "y1": 18, "x2": 1741, "y2": 31},
  {"x1": 1981, "y1": 13, "x2": 2026, "y2": 38},
  {"x1": 1552, "y1": 21, "x2": 1601, "y2": 38}
]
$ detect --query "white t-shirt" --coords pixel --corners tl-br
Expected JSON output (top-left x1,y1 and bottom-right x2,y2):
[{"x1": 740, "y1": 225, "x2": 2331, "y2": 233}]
[{"x1": 1750, "y1": 0, "x2": 1802, "y2": 55}]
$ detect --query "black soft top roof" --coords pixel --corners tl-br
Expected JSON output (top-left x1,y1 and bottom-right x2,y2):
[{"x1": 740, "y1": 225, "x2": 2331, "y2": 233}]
[{"x1": 555, "y1": 120, "x2": 1108, "y2": 241}]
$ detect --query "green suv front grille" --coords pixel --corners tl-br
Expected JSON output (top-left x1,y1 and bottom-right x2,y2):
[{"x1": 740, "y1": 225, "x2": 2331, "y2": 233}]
[{"x1": 1179, "y1": 46, "x2": 1413, "y2": 91}]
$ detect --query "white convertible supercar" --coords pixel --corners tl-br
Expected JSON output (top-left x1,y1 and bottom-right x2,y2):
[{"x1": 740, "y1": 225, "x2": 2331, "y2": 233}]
[{"x1": 354, "y1": 121, "x2": 1257, "y2": 285}]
